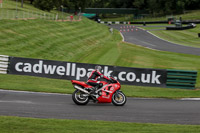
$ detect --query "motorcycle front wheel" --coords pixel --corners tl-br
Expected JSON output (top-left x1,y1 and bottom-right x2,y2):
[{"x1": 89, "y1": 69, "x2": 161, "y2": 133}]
[
  {"x1": 112, "y1": 91, "x2": 126, "y2": 106},
  {"x1": 72, "y1": 89, "x2": 89, "y2": 105}
]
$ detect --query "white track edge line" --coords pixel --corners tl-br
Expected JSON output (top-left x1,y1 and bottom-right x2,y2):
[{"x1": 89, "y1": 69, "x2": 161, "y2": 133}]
[
  {"x1": 119, "y1": 32, "x2": 125, "y2": 42},
  {"x1": 1, "y1": 89, "x2": 200, "y2": 100},
  {"x1": 0, "y1": 89, "x2": 71, "y2": 96},
  {"x1": 180, "y1": 98, "x2": 200, "y2": 101}
]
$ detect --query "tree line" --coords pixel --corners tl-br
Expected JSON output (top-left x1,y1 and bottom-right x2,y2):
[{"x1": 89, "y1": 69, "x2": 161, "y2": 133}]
[{"x1": 18, "y1": 0, "x2": 200, "y2": 16}]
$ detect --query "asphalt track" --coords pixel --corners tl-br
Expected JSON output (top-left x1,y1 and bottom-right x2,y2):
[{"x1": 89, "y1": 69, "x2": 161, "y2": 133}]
[
  {"x1": 109, "y1": 25, "x2": 200, "y2": 56},
  {"x1": 1, "y1": 89, "x2": 200, "y2": 125}
]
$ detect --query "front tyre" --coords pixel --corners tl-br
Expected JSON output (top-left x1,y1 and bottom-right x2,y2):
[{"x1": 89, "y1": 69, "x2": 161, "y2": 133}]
[
  {"x1": 112, "y1": 91, "x2": 126, "y2": 106},
  {"x1": 72, "y1": 89, "x2": 89, "y2": 105}
]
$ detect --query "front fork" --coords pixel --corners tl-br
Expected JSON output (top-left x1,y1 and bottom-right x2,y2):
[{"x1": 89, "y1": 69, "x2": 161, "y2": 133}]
[{"x1": 115, "y1": 90, "x2": 121, "y2": 99}]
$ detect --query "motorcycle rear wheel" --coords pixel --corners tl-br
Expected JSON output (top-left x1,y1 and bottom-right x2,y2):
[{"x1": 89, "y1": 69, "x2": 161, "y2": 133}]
[
  {"x1": 72, "y1": 89, "x2": 89, "y2": 105},
  {"x1": 112, "y1": 91, "x2": 126, "y2": 106}
]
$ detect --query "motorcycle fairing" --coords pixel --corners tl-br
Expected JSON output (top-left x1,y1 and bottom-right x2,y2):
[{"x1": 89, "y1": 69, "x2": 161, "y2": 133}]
[
  {"x1": 71, "y1": 80, "x2": 92, "y2": 88},
  {"x1": 97, "y1": 84, "x2": 120, "y2": 103}
]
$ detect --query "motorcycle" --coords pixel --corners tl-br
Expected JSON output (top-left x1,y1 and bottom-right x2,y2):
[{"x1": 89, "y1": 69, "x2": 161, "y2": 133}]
[{"x1": 71, "y1": 77, "x2": 126, "y2": 106}]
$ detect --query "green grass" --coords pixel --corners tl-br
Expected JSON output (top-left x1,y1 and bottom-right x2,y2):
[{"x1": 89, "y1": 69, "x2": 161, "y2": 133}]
[
  {"x1": 1, "y1": 36, "x2": 200, "y2": 98},
  {"x1": 0, "y1": 0, "x2": 200, "y2": 98},
  {"x1": 1, "y1": 74, "x2": 200, "y2": 99},
  {"x1": 1, "y1": 116, "x2": 200, "y2": 133},
  {"x1": 0, "y1": 19, "x2": 110, "y2": 60},
  {"x1": 0, "y1": 19, "x2": 200, "y2": 98}
]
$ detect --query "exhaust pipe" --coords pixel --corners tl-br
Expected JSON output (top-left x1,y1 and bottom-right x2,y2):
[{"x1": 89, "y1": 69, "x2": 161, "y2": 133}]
[{"x1": 74, "y1": 85, "x2": 89, "y2": 94}]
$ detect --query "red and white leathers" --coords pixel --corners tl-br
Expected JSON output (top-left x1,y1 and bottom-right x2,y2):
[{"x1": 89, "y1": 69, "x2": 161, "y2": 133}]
[{"x1": 87, "y1": 70, "x2": 110, "y2": 88}]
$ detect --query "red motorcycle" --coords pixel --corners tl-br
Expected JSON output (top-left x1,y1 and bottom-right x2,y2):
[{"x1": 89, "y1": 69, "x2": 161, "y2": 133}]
[{"x1": 71, "y1": 77, "x2": 126, "y2": 106}]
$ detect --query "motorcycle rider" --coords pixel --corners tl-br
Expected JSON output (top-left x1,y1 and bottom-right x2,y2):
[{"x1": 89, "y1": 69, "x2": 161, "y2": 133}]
[{"x1": 87, "y1": 65, "x2": 110, "y2": 94}]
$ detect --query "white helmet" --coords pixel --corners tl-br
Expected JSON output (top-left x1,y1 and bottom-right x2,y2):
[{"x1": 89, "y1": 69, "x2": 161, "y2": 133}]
[{"x1": 95, "y1": 65, "x2": 102, "y2": 72}]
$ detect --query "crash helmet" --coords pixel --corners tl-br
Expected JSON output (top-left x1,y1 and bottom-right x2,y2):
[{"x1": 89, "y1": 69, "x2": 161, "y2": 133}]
[{"x1": 95, "y1": 65, "x2": 102, "y2": 72}]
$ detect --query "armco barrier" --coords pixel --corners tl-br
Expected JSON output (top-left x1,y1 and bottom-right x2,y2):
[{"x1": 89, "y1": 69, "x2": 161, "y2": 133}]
[
  {"x1": 98, "y1": 21, "x2": 167, "y2": 25},
  {"x1": 99, "y1": 20, "x2": 200, "y2": 25},
  {"x1": 166, "y1": 69, "x2": 198, "y2": 89},
  {"x1": 0, "y1": 55, "x2": 198, "y2": 89},
  {"x1": 99, "y1": 21, "x2": 130, "y2": 24},
  {"x1": 166, "y1": 24, "x2": 196, "y2": 30}
]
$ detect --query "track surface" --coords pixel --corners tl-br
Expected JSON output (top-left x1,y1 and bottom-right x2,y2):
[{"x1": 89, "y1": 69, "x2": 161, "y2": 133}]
[
  {"x1": 0, "y1": 89, "x2": 200, "y2": 125},
  {"x1": 109, "y1": 25, "x2": 200, "y2": 56}
]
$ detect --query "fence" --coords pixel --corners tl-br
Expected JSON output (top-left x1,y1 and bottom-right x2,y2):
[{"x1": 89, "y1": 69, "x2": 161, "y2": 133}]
[{"x1": 0, "y1": 9, "x2": 81, "y2": 21}]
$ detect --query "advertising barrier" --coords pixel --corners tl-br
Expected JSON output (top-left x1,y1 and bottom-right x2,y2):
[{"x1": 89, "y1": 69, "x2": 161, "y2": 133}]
[{"x1": 8, "y1": 56, "x2": 167, "y2": 87}]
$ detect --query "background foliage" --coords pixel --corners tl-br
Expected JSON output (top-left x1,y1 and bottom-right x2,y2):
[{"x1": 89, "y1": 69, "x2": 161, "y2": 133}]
[{"x1": 18, "y1": 0, "x2": 200, "y2": 16}]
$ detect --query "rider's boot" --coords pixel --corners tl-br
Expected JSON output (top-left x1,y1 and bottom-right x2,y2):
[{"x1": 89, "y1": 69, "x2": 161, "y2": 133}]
[
  {"x1": 90, "y1": 87, "x2": 98, "y2": 94},
  {"x1": 85, "y1": 88, "x2": 93, "y2": 92}
]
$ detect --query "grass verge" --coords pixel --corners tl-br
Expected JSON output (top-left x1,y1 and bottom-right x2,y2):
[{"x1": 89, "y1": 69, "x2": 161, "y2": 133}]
[
  {"x1": 1, "y1": 70, "x2": 200, "y2": 99},
  {"x1": 0, "y1": 1, "x2": 200, "y2": 98},
  {"x1": 0, "y1": 116, "x2": 200, "y2": 133}
]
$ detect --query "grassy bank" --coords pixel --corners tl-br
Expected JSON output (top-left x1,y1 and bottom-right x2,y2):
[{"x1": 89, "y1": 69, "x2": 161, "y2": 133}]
[
  {"x1": 0, "y1": 19, "x2": 200, "y2": 98},
  {"x1": 0, "y1": 116, "x2": 200, "y2": 133},
  {"x1": 0, "y1": 0, "x2": 200, "y2": 98}
]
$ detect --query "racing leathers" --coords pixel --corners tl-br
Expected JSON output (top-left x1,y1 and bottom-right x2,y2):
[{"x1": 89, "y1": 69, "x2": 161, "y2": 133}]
[{"x1": 87, "y1": 70, "x2": 110, "y2": 92}]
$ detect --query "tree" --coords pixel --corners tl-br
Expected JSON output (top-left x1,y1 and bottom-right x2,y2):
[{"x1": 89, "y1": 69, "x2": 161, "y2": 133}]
[
  {"x1": 133, "y1": 0, "x2": 144, "y2": 9},
  {"x1": 70, "y1": 0, "x2": 92, "y2": 11},
  {"x1": 30, "y1": 0, "x2": 35, "y2": 4},
  {"x1": 30, "y1": 0, "x2": 199, "y2": 16},
  {"x1": 176, "y1": 0, "x2": 185, "y2": 13},
  {"x1": 133, "y1": 0, "x2": 147, "y2": 9},
  {"x1": 21, "y1": 0, "x2": 23, "y2": 8},
  {"x1": 33, "y1": 0, "x2": 54, "y2": 11},
  {"x1": 185, "y1": 0, "x2": 200, "y2": 10}
]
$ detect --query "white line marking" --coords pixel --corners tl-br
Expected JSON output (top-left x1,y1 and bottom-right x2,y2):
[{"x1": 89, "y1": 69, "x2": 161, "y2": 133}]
[
  {"x1": 147, "y1": 31, "x2": 174, "y2": 43},
  {"x1": 180, "y1": 98, "x2": 200, "y2": 101},
  {"x1": 145, "y1": 47, "x2": 161, "y2": 51},
  {"x1": 138, "y1": 27, "x2": 167, "y2": 41},
  {"x1": 120, "y1": 32, "x2": 125, "y2": 42},
  {"x1": 0, "y1": 100, "x2": 34, "y2": 104},
  {"x1": 137, "y1": 27, "x2": 189, "y2": 47},
  {"x1": 0, "y1": 89, "x2": 71, "y2": 96},
  {"x1": 1, "y1": 89, "x2": 200, "y2": 101}
]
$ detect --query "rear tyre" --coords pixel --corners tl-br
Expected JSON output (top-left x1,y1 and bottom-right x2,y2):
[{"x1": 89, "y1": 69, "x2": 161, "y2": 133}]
[
  {"x1": 112, "y1": 91, "x2": 126, "y2": 106},
  {"x1": 72, "y1": 89, "x2": 89, "y2": 105}
]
